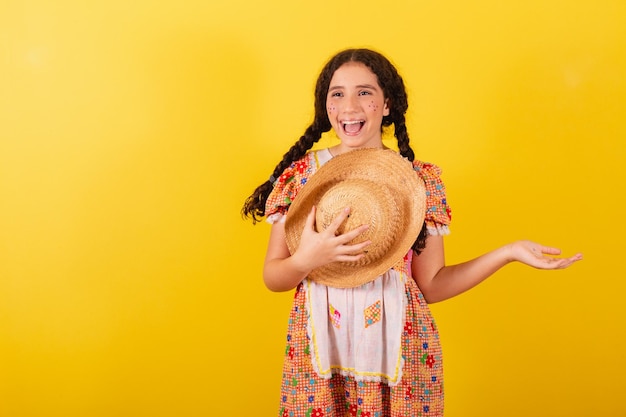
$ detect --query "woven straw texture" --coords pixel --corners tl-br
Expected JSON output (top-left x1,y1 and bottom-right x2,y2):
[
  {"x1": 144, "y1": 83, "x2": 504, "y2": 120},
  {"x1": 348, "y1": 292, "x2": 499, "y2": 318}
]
[{"x1": 284, "y1": 148, "x2": 426, "y2": 288}]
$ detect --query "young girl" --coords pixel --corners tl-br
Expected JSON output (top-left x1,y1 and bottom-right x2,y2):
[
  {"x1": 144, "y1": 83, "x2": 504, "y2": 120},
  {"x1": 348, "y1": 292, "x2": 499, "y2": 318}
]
[{"x1": 242, "y1": 48, "x2": 582, "y2": 417}]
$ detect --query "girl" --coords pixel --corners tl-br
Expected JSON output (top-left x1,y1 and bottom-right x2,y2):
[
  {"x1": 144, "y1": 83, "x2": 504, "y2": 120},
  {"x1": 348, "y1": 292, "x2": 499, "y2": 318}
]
[{"x1": 242, "y1": 48, "x2": 582, "y2": 417}]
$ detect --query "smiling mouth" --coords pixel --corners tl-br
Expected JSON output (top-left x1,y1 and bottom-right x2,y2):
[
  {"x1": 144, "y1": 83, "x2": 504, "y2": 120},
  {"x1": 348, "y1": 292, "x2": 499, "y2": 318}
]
[{"x1": 342, "y1": 120, "x2": 364, "y2": 134}]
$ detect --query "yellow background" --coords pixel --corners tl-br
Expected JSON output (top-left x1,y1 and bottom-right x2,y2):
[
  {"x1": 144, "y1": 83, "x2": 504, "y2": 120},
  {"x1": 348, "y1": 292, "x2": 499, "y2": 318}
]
[{"x1": 1, "y1": 0, "x2": 624, "y2": 416}]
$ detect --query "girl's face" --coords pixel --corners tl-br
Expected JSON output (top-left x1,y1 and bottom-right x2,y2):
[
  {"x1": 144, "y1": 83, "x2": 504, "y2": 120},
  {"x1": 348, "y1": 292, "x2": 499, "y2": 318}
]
[{"x1": 326, "y1": 62, "x2": 390, "y2": 155}]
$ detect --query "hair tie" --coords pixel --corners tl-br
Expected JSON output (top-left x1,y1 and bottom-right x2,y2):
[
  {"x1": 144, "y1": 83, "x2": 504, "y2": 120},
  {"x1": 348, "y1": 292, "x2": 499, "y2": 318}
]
[{"x1": 269, "y1": 175, "x2": 277, "y2": 185}]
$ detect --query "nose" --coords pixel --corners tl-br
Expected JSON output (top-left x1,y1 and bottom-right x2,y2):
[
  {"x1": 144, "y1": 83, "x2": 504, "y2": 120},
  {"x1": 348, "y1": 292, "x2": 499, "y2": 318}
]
[{"x1": 344, "y1": 93, "x2": 360, "y2": 112}]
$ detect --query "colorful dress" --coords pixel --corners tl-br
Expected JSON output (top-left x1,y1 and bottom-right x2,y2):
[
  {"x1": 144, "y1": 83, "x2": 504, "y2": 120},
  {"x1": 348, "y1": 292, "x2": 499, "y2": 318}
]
[{"x1": 265, "y1": 148, "x2": 452, "y2": 417}]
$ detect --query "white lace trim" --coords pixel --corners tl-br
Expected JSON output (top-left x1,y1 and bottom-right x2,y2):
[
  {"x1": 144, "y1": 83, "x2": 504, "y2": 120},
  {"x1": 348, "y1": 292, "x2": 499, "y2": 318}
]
[
  {"x1": 427, "y1": 223, "x2": 450, "y2": 236},
  {"x1": 266, "y1": 212, "x2": 286, "y2": 224}
]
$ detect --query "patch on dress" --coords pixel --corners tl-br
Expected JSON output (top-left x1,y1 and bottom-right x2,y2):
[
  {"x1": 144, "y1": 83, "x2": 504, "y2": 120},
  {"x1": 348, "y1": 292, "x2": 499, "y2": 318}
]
[
  {"x1": 328, "y1": 304, "x2": 341, "y2": 329},
  {"x1": 364, "y1": 300, "x2": 382, "y2": 328}
]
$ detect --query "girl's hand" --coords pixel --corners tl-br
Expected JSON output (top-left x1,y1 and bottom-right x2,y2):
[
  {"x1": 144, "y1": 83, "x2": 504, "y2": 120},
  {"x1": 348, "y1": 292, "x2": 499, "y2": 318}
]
[
  {"x1": 291, "y1": 206, "x2": 371, "y2": 273},
  {"x1": 507, "y1": 240, "x2": 583, "y2": 269}
]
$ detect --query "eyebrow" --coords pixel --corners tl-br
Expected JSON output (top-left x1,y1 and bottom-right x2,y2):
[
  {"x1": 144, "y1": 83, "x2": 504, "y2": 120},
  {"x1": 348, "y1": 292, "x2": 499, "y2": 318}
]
[{"x1": 328, "y1": 84, "x2": 380, "y2": 92}]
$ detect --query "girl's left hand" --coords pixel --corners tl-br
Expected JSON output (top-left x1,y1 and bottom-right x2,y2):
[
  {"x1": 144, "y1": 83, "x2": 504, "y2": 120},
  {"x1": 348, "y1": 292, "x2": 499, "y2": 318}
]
[{"x1": 508, "y1": 240, "x2": 583, "y2": 269}]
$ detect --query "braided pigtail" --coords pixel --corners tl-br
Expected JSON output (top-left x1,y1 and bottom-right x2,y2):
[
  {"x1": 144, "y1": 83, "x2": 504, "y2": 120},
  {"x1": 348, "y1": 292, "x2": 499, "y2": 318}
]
[
  {"x1": 392, "y1": 116, "x2": 426, "y2": 254},
  {"x1": 241, "y1": 119, "x2": 328, "y2": 223},
  {"x1": 394, "y1": 116, "x2": 415, "y2": 162}
]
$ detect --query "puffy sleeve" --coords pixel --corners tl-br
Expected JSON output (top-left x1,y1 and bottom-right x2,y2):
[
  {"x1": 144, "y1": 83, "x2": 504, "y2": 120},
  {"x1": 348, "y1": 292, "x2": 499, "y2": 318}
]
[
  {"x1": 413, "y1": 160, "x2": 452, "y2": 236},
  {"x1": 264, "y1": 153, "x2": 315, "y2": 224}
]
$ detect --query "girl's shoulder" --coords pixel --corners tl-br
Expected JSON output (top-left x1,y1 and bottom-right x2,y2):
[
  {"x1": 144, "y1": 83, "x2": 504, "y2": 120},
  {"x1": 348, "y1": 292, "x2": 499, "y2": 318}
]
[
  {"x1": 411, "y1": 159, "x2": 445, "y2": 189},
  {"x1": 412, "y1": 159, "x2": 443, "y2": 177},
  {"x1": 411, "y1": 159, "x2": 451, "y2": 233},
  {"x1": 265, "y1": 150, "x2": 328, "y2": 223},
  {"x1": 275, "y1": 150, "x2": 323, "y2": 185}
]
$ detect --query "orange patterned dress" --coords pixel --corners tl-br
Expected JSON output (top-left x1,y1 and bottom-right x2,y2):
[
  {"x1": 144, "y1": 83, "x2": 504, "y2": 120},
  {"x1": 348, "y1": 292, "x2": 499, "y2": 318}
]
[{"x1": 265, "y1": 149, "x2": 451, "y2": 417}]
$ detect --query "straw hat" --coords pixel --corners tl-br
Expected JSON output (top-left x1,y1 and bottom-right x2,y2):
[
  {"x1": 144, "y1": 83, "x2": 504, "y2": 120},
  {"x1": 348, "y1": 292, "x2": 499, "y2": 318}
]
[{"x1": 284, "y1": 148, "x2": 426, "y2": 288}]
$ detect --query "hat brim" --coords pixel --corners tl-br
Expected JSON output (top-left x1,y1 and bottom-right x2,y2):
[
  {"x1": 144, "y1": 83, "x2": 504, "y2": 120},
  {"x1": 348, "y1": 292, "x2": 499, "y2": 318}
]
[{"x1": 284, "y1": 148, "x2": 426, "y2": 288}]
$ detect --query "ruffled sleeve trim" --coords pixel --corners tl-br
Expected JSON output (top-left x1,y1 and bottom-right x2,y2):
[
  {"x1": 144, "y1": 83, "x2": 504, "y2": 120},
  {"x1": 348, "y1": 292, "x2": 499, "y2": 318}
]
[
  {"x1": 266, "y1": 212, "x2": 286, "y2": 225},
  {"x1": 413, "y1": 160, "x2": 452, "y2": 235},
  {"x1": 427, "y1": 223, "x2": 450, "y2": 236}
]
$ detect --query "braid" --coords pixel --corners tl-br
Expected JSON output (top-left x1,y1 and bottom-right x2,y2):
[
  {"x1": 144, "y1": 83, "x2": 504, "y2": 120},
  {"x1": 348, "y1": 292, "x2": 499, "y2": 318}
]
[
  {"x1": 397, "y1": 124, "x2": 428, "y2": 255},
  {"x1": 391, "y1": 115, "x2": 426, "y2": 255},
  {"x1": 241, "y1": 120, "x2": 327, "y2": 223},
  {"x1": 394, "y1": 116, "x2": 415, "y2": 162}
]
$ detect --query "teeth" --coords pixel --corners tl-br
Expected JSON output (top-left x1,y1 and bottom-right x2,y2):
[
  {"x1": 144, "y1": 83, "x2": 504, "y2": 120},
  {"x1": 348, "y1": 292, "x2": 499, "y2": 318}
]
[{"x1": 342, "y1": 120, "x2": 364, "y2": 134}]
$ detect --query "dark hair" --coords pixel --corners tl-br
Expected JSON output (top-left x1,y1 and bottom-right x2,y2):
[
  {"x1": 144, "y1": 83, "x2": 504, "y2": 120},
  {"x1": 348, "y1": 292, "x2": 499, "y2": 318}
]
[{"x1": 242, "y1": 48, "x2": 428, "y2": 252}]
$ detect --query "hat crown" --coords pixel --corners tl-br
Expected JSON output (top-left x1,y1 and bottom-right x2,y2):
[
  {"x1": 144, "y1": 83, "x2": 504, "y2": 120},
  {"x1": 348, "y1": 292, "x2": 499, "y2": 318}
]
[{"x1": 316, "y1": 178, "x2": 401, "y2": 267}]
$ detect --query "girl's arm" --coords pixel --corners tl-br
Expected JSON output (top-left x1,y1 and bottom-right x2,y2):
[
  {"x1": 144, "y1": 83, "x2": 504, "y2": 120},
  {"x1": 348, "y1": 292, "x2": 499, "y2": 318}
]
[
  {"x1": 411, "y1": 235, "x2": 583, "y2": 304},
  {"x1": 263, "y1": 206, "x2": 371, "y2": 292}
]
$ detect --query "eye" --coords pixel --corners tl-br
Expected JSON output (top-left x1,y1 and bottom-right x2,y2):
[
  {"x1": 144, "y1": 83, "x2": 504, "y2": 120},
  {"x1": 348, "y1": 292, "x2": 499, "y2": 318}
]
[
  {"x1": 330, "y1": 91, "x2": 343, "y2": 98},
  {"x1": 358, "y1": 90, "x2": 372, "y2": 96}
]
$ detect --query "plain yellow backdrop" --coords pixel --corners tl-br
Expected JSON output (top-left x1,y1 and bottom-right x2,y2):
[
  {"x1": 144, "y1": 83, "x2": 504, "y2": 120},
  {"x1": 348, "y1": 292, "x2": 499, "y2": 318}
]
[{"x1": 1, "y1": 0, "x2": 624, "y2": 416}]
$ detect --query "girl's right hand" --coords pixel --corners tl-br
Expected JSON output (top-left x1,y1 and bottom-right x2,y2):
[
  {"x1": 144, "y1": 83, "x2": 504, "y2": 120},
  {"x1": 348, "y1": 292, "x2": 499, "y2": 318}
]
[{"x1": 291, "y1": 206, "x2": 371, "y2": 273}]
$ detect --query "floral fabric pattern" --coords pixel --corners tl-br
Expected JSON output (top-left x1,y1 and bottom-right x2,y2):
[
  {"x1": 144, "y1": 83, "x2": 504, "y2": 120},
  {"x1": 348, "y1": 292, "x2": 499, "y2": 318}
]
[
  {"x1": 266, "y1": 149, "x2": 451, "y2": 417},
  {"x1": 412, "y1": 160, "x2": 452, "y2": 235},
  {"x1": 266, "y1": 152, "x2": 318, "y2": 221}
]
